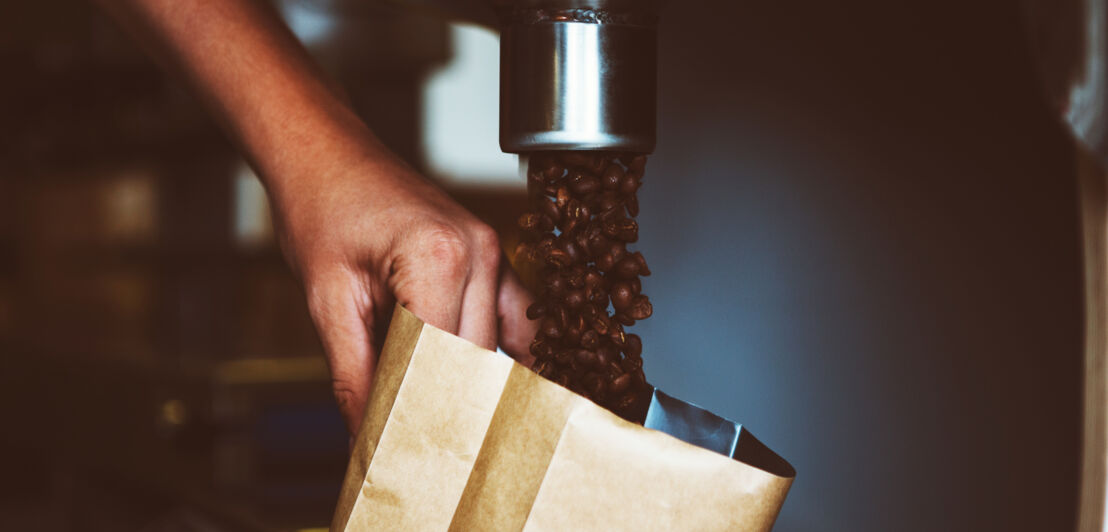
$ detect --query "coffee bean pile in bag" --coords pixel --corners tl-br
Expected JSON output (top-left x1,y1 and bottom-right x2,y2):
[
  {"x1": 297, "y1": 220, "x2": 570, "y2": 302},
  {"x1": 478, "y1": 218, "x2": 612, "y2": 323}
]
[{"x1": 516, "y1": 152, "x2": 652, "y2": 418}]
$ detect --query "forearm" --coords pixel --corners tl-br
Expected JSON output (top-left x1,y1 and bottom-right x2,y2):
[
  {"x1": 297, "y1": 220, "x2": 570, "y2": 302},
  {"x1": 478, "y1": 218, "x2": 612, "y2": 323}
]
[{"x1": 93, "y1": 0, "x2": 386, "y2": 200}]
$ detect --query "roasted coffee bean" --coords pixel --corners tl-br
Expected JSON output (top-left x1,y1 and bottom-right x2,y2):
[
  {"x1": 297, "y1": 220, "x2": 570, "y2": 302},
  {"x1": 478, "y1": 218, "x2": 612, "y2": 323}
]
[
  {"x1": 568, "y1": 201, "x2": 592, "y2": 230},
  {"x1": 615, "y1": 392, "x2": 636, "y2": 411},
  {"x1": 544, "y1": 163, "x2": 565, "y2": 181},
  {"x1": 574, "y1": 231, "x2": 592, "y2": 258},
  {"x1": 546, "y1": 248, "x2": 572, "y2": 267},
  {"x1": 584, "y1": 269, "x2": 604, "y2": 290},
  {"x1": 632, "y1": 252, "x2": 651, "y2": 276},
  {"x1": 598, "y1": 192, "x2": 621, "y2": 214},
  {"x1": 627, "y1": 295, "x2": 653, "y2": 320},
  {"x1": 564, "y1": 265, "x2": 586, "y2": 287},
  {"x1": 586, "y1": 374, "x2": 606, "y2": 397},
  {"x1": 539, "y1": 198, "x2": 561, "y2": 223},
  {"x1": 540, "y1": 316, "x2": 562, "y2": 339},
  {"x1": 567, "y1": 357, "x2": 584, "y2": 374},
  {"x1": 515, "y1": 242, "x2": 538, "y2": 262},
  {"x1": 554, "y1": 305, "x2": 569, "y2": 330},
  {"x1": 518, "y1": 212, "x2": 541, "y2": 231},
  {"x1": 628, "y1": 155, "x2": 647, "y2": 174},
  {"x1": 612, "y1": 313, "x2": 635, "y2": 327},
  {"x1": 560, "y1": 218, "x2": 579, "y2": 235},
  {"x1": 587, "y1": 195, "x2": 607, "y2": 213},
  {"x1": 621, "y1": 355, "x2": 643, "y2": 372},
  {"x1": 609, "y1": 324, "x2": 626, "y2": 347},
  {"x1": 562, "y1": 197, "x2": 580, "y2": 219},
  {"x1": 531, "y1": 338, "x2": 554, "y2": 359},
  {"x1": 564, "y1": 325, "x2": 582, "y2": 347},
  {"x1": 533, "y1": 359, "x2": 550, "y2": 375},
  {"x1": 606, "y1": 361, "x2": 624, "y2": 377},
  {"x1": 586, "y1": 285, "x2": 608, "y2": 305},
  {"x1": 619, "y1": 172, "x2": 640, "y2": 196},
  {"x1": 526, "y1": 301, "x2": 547, "y2": 320},
  {"x1": 626, "y1": 195, "x2": 639, "y2": 217},
  {"x1": 601, "y1": 164, "x2": 624, "y2": 190},
  {"x1": 596, "y1": 345, "x2": 618, "y2": 367},
  {"x1": 579, "y1": 193, "x2": 600, "y2": 213},
  {"x1": 591, "y1": 313, "x2": 611, "y2": 335},
  {"x1": 610, "y1": 373, "x2": 632, "y2": 394},
  {"x1": 536, "y1": 236, "x2": 555, "y2": 256},
  {"x1": 603, "y1": 218, "x2": 638, "y2": 242},
  {"x1": 562, "y1": 240, "x2": 584, "y2": 264},
  {"x1": 569, "y1": 171, "x2": 601, "y2": 196},
  {"x1": 587, "y1": 232, "x2": 610, "y2": 256},
  {"x1": 564, "y1": 289, "x2": 586, "y2": 310},
  {"x1": 544, "y1": 273, "x2": 566, "y2": 295},
  {"x1": 610, "y1": 281, "x2": 634, "y2": 311},
  {"x1": 529, "y1": 169, "x2": 546, "y2": 184},
  {"x1": 607, "y1": 240, "x2": 626, "y2": 263},
  {"x1": 596, "y1": 252, "x2": 616, "y2": 273},
  {"x1": 630, "y1": 277, "x2": 642, "y2": 295},
  {"x1": 614, "y1": 256, "x2": 641, "y2": 278},
  {"x1": 623, "y1": 334, "x2": 642, "y2": 358},
  {"x1": 556, "y1": 186, "x2": 571, "y2": 209},
  {"x1": 574, "y1": 349, "x2": 596, "y2": 367},
  {"x1": 554, "y1": 349, "x2": 573, "y2": 365},
  {"x1": 581, "y1": 329, "x2": 600, "y2": 350}
]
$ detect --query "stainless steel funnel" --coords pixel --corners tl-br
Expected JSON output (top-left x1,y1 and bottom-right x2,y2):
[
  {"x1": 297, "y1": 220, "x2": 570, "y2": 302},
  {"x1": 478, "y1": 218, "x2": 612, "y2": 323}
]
[{"x1": 497, "y1": 1, "x2": 659, "y2": 153}]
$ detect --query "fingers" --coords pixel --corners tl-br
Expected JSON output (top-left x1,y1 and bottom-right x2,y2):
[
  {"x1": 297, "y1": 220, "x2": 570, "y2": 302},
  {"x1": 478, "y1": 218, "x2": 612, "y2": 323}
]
[
  {"x1": 392, "y1": 223, "x2": 535, "y2": 364},
  {"x1": 389, "y1": 228, "x2": 467, "y2": 336},
  {"x1": 457, "y1": 232, "x2": 502, "y2": 351},
  {"x1": 497, "y1": 260, "x2": 539, "y2": 366},
  {"x1": 305, "y1": 268, "x2": 378, "y2": 436}
]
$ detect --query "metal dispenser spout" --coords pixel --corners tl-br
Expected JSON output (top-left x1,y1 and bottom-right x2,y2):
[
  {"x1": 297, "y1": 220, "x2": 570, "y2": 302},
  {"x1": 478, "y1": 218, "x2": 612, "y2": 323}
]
[{"x1": 497, "y1": 1, "x2": 660, "y2": 154}]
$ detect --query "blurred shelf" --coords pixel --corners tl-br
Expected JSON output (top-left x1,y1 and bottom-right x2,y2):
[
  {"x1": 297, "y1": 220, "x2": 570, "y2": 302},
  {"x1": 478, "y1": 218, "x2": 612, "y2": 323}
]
[{"x1": 0, "y1": 350, "x2": 345, "y2": 531}]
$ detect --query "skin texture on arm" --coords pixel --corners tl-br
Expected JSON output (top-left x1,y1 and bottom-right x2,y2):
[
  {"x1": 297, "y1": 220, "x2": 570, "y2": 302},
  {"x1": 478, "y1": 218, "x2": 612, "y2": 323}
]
[{"x1": 94, "y1": 0, "x2": 538, "y2": 435}]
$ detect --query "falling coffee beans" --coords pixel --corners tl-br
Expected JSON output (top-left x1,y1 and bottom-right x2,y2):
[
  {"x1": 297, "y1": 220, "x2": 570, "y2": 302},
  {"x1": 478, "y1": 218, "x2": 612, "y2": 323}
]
[{"x1": 517, "y1": 152, "x2": 652, "y2": 418}]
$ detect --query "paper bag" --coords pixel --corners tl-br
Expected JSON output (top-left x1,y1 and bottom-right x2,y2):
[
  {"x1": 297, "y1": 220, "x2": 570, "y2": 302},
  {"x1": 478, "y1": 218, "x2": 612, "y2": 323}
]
[{"x1": 332, "y1": 305, "x2": 795, "y2": 531}]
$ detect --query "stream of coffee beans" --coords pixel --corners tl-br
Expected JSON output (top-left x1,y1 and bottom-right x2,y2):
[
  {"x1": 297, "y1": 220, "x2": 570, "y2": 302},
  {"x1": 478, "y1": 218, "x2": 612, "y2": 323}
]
[{"x1": 516, "y1": 152, "x2": 652, "y2": 418}]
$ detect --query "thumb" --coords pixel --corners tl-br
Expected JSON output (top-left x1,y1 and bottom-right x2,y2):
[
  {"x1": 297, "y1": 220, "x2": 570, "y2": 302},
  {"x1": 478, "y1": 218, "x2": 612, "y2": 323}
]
[
  {"x1": 305, "y1": 268, "x2": 378, "y2": 437},
  {"x1": 497, "y1": 258, "x2": 539, "y2": 367}
]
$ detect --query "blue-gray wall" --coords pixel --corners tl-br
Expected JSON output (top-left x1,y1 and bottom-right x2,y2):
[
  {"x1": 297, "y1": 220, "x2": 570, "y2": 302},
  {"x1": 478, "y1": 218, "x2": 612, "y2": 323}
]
[{"x1": 637, "y1": 2, "x2": 1083, "y2": 530}]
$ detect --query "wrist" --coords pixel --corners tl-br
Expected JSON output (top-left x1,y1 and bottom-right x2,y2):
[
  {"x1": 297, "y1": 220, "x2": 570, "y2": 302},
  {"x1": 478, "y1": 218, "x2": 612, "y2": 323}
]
[{"x1": 249, "y1": 99, "x2": 402, "y2": 219}]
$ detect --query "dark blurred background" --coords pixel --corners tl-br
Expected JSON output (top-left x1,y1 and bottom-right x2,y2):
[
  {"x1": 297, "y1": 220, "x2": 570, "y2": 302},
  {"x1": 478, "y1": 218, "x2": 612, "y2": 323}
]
[{"x1": 0, "y1": 0, "x2": 1085, "y2": 531}]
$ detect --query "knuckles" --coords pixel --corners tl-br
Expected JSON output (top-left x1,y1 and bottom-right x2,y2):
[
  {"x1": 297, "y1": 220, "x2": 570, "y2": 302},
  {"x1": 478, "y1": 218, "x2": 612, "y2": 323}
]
[
  {"x1": 413, "y1": 221, "x2": 501, "y2": 278},
  {"x1": 469, "y1": 224, "x2": 503, "y2": 270},
  {"x1": 420, "y1": 224, "x2": 471, "y2": 277}
]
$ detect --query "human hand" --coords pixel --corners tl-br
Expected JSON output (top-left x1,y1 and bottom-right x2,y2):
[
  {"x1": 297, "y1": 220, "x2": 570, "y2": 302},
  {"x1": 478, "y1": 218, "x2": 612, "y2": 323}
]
[{"x1": 270, "y1": 140, "x2": 538, "y2": 435}]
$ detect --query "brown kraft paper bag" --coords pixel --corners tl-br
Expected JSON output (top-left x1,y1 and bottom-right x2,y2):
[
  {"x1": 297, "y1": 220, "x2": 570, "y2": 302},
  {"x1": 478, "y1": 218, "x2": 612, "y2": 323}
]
[{"x1": 331, "y1": 305, "x2": 795, "y2": 531}]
